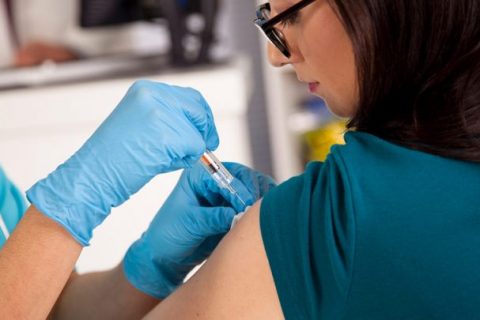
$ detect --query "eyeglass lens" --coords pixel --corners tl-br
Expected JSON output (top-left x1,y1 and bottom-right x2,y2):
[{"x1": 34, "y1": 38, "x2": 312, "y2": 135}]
[{"x1": 258, "y1": 5, "x2": 290, "y2": 57}]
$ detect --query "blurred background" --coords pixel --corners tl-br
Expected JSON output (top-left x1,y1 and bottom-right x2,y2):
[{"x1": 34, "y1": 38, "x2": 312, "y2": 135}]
[{"x1": 0, "y1": 0, "x2": 345, "y2": 272}]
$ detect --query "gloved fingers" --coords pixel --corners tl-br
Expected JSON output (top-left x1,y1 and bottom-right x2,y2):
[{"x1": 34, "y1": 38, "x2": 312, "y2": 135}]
[
  {"x1": 138, "y1": 81, "x2": 218, "y2": 168},
  {"x1": 181, "y1": 234, "x2": 224, "y2": 266},
  {"x1": 165, "y1": 114, "x2": 208, "y2": 170},
  {"x1": 188, "y1": 207, "x2": 237, "y2": 236},
  {"x1": 224, "y1": 162, "x2": 277, "y2": 198},
  {"x1": 199, "y1": 162, "x2": 255, "y2": 207},
  {"x1": 178, "y1": 164, "x2": 229, "y2": 206},
  {"x1": 201, "y1": 234, "x2": 225, "y2": 253},
  {"x1": 228, "y1": 186, "x2": 252, "y2": 213},
  {"x1": 226, "y1": 178, "x2": 256, "y2": 210},
  {"x1": 197, "y1": 168, "x2": 255, "y2": 212},
  {"x1": 255, "y1": 173, "x2": 277, "y2": 197},
  {"x1": 182, "y1": 154, "x2": 204, "y2": 168},
  {"x1": 169, "y1": 85, "x2": 220, "y2": 152},
  {"x1": 181, "y1": 162, "x2": 276, "y2": 212}
]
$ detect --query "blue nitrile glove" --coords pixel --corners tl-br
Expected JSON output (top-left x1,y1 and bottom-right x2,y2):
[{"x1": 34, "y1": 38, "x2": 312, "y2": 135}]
[
  {"x1": 123, "y1": 162, "x2": 276, "y2": 299},
  {"x1": 26, "y1": 81, "x2": 219, "y2": 246}
]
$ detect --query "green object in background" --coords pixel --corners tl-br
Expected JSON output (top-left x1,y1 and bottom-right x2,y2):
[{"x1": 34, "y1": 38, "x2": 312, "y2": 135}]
[{"x1": 303, "y1": 120, "x2": 347, "y2": 162}]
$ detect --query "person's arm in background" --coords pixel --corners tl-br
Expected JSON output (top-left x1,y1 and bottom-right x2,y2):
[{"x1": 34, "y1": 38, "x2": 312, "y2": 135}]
[
  {"x1": 143, "y1": 201, "x2": 284, "y2": 319},
  {"x1": 14, "y1": 42, "x2": 78, "y2": 67},
  {"x1": 6, "y1": 0, "x2": 78, "y2": 67},
  {"x1": 11, "y1": 0, "x2": 156, "y2": 67}
]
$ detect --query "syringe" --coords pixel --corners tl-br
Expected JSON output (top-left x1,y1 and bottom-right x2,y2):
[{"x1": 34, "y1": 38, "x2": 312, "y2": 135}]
[{"x1": 200, "y1": 150, "x2": 247, "y2": 210}]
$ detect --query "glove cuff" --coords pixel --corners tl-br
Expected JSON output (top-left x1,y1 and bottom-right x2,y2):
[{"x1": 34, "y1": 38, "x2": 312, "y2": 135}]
[{"x1": 26, "y1": 166, "x2": 110, "y2": 246}]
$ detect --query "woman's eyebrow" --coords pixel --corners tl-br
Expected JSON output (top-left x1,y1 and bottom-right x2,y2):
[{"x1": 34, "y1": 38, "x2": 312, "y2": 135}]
[{"x1": 270, "y1": 0, "x2": 288, "y2": 14}]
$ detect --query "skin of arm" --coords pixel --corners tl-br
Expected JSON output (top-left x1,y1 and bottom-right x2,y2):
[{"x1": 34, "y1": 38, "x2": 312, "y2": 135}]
[
  {"x1": 0, "y1": 206, "x2": 160, "y2": 319},
  {"x1": 0, "y1": 206, "x2": 81, "y2": 319},
  {"x1": 50, "y1": 267, "x2": 159, "y2": 319},
  {"x1": 143, "y1": 200, "x2": 285, "y2": 319}
]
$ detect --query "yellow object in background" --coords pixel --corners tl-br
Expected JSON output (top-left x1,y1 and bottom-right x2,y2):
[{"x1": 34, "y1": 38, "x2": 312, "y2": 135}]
[{"x1": 303, "y1": 120, "x2": 347, "y2": 162}]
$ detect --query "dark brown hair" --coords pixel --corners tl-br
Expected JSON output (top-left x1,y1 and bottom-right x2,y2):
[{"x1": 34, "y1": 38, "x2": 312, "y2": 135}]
[{"x1": 331, "y1": 0, "x2": 480, "y2": 161}]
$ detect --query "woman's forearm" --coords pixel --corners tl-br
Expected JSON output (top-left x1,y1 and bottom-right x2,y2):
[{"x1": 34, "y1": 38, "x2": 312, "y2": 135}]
[
  {"x1": 51, "y1": 265, "x2": 160, "y2": 319},
  {"x1": 0, "y1": 206, "x2": 82, "y2": 319}
]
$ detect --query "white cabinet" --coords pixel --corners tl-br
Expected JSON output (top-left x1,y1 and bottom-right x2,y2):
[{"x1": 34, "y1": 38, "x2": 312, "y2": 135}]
[{"x1": 0, "y1": 58, "x2": 252, "y2": 272}]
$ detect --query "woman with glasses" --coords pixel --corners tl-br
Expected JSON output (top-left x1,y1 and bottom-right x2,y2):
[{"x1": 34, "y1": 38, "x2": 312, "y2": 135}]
[
  {"x1": 1, "y1": 0, "x2": 479, "y2": 318},
  {"x1": 142, "y1": 0, "x2": 480, "y2": 318}
]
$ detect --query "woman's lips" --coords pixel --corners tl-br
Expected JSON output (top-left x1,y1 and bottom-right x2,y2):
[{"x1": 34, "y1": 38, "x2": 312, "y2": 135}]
[{"x1": 308, "y1": 82, "x2": 319, "y2": 93}]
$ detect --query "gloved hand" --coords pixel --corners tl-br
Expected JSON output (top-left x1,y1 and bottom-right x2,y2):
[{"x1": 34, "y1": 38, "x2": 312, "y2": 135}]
[
  {"x1": 123, "y1": 162, "x2": 276, "y2": 299},
  {"x1": 26, "y1": 81, "x2": 219, "y2": 246}
]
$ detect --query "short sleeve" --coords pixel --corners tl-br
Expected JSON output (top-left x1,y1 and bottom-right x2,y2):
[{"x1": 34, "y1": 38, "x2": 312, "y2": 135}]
[
  {"x1": 0, "y1": 167, "x2": 27, "y2": 244},
  {"x1": 260, "y1": 156, "x2": 356, "y2": 319}
]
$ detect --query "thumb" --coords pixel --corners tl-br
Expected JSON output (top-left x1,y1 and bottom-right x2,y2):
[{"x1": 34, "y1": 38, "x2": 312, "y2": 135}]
[
  {"x1": 192, "y1": 207, "x2": 237, "y2": 236},
  {"x1": 174, "y1": 123, "x2": 207, "y2": 169}
]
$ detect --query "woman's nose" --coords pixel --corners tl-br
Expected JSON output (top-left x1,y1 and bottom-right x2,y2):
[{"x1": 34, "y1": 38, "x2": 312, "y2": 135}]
[{"x1": 267, "y1": 42, "x2": 290, "y2": 67}]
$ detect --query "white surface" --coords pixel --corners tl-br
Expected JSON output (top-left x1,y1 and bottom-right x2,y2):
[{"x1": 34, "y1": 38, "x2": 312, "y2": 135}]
[
  {"x1": 0, "y1": 55, "x2": 169, "y2": 89},
  {"x1": 0, "y1": 59, "x2": 252, "y2": 273}
]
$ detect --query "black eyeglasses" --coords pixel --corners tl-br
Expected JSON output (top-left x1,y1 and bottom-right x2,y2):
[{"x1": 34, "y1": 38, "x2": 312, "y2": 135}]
[{"x1": 254, "y1": 0, "x2": 316, "y2": 58}]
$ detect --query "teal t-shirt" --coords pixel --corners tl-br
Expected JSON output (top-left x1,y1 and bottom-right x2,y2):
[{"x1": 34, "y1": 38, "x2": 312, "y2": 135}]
[
  {"x1": 0, "y1": 167, "x2": 27, "y2": 246},
  {"x1": 260, "y1": 131, "x2": 480, "y2": 319}
]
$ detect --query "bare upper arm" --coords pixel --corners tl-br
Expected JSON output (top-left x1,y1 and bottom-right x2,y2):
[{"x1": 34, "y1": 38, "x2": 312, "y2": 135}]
[{"x1": 143, "y1": 200, "x2": 284, "y2": 319}]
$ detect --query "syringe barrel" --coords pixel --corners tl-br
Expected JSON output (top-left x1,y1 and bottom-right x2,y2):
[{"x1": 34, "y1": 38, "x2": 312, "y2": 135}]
[
  {"x1": 200, "y1": 150, "x2": 234, "y2": 189},
  {"x1": 200, "y1": 150, "x2": 248, "y2": 211}
]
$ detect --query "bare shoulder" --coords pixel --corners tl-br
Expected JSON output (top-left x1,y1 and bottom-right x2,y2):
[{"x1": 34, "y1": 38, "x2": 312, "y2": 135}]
[{"x1": 144, "y1": 200, "x2": 284, "y2": 319}]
